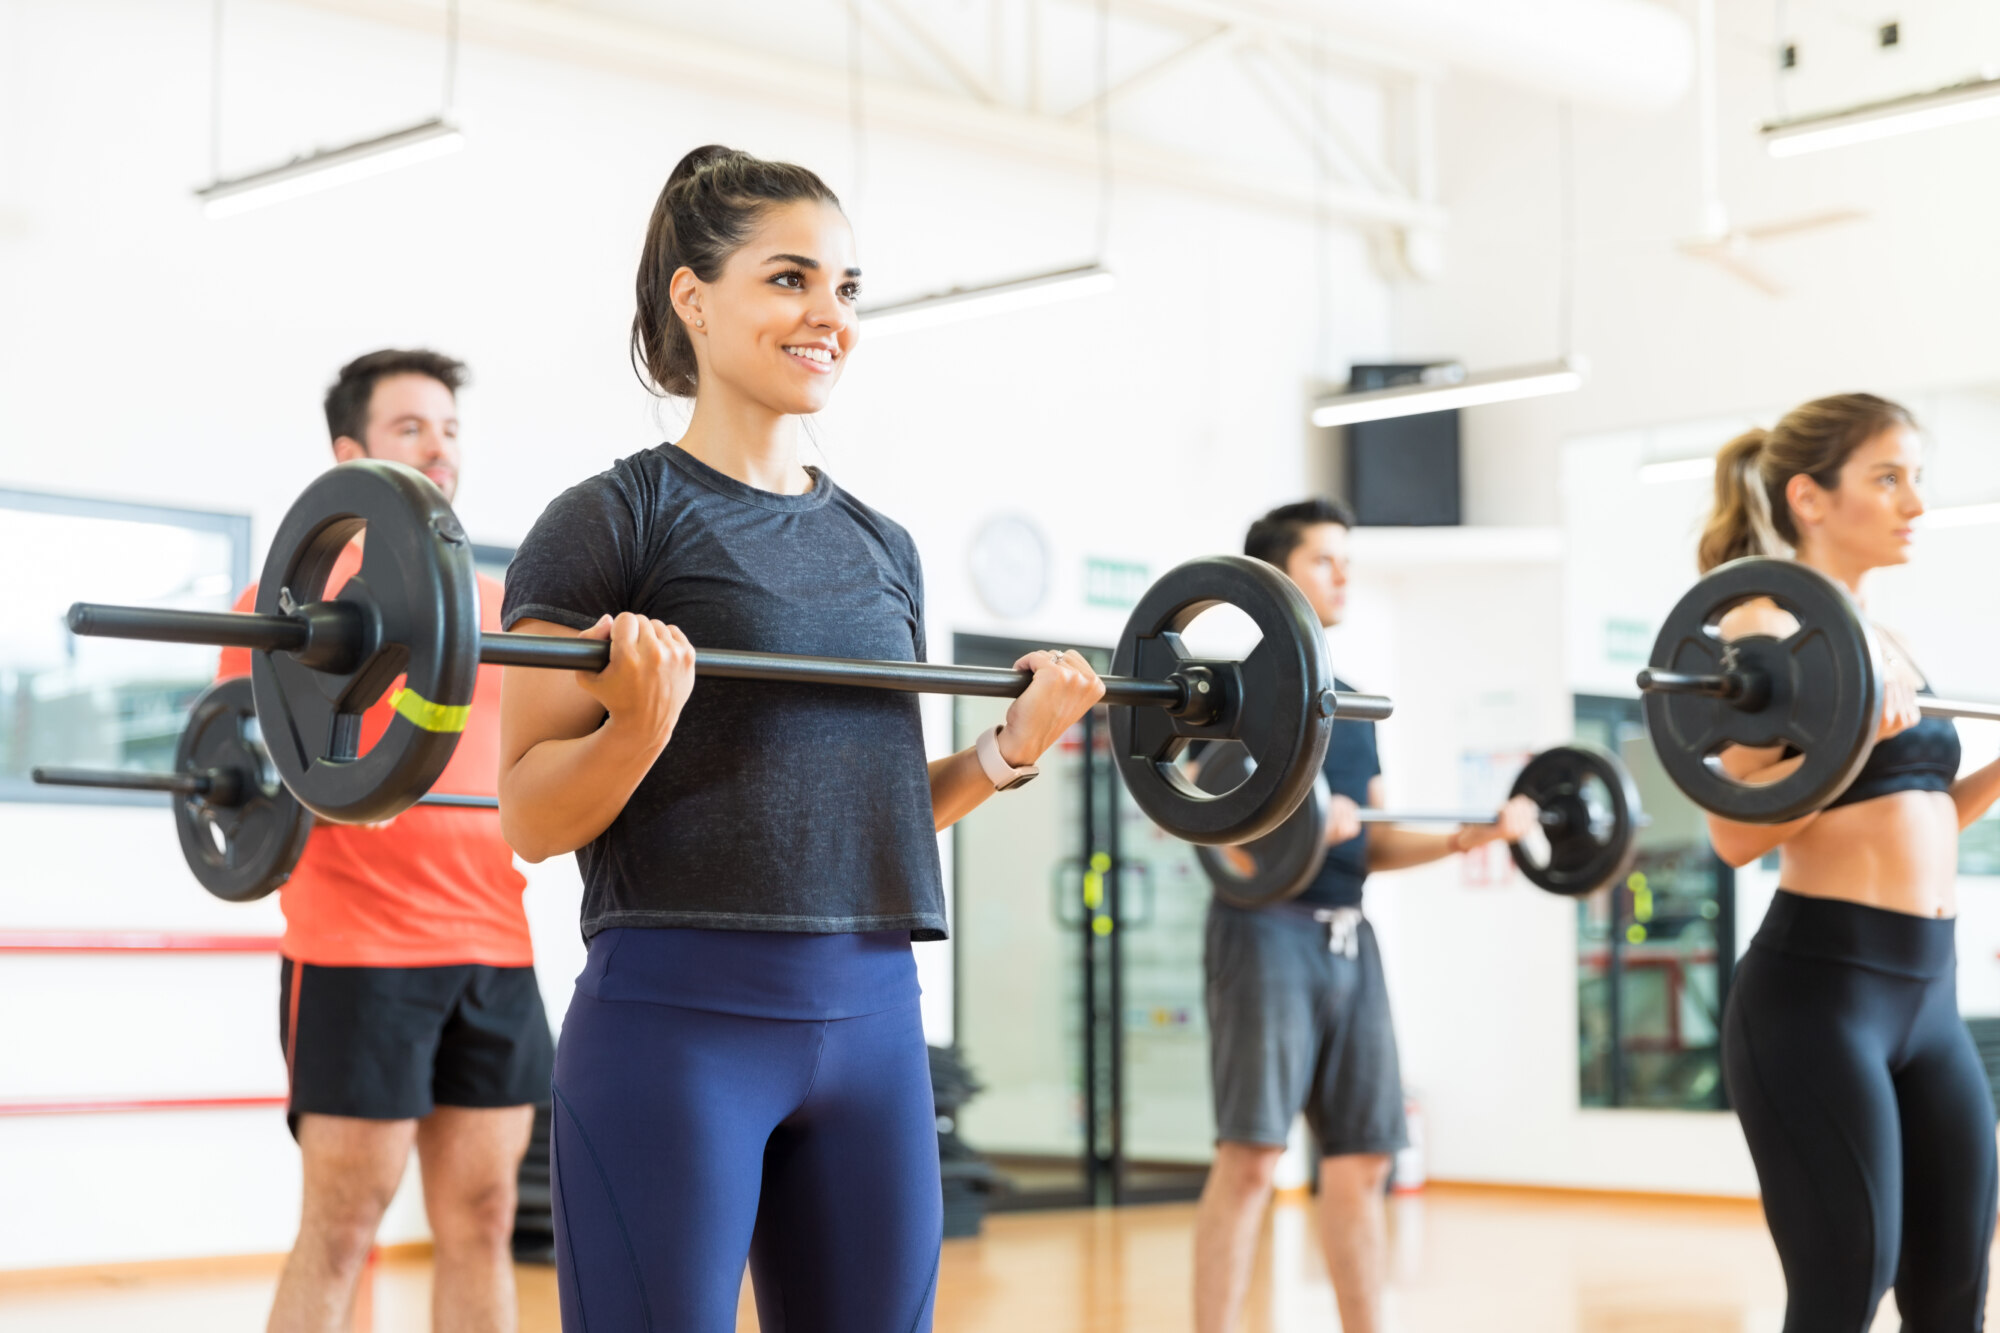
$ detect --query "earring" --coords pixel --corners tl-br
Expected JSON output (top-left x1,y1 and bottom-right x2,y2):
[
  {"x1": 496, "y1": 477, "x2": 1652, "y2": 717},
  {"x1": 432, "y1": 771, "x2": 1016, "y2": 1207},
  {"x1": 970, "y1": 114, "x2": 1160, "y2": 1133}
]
[{"x1": 694, "y1": 318, "x2": 705, "y2": 328}]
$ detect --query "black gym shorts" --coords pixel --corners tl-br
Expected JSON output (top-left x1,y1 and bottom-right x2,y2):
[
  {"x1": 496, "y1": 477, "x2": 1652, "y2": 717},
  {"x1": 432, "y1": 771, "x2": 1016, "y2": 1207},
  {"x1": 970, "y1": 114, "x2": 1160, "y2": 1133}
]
[{"x1": 278, "y1": 959, "x2": 555, "y2": 1135}]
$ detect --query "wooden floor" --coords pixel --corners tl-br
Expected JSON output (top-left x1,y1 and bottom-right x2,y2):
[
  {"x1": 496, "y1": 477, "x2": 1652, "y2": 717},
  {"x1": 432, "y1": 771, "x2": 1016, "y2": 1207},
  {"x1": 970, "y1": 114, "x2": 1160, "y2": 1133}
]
[{"x1": 0, "y1": 1185, "x2": 1981, "y2": 1331}]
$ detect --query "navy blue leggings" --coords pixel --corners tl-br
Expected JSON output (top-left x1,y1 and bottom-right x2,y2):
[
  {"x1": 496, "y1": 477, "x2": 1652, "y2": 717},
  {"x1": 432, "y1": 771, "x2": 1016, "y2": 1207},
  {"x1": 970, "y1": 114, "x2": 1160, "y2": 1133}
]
[
  {"x1": 1724, "y1": 891, "x2": 1997, "y2": 1332},
  {"x1": 549, "y1": 929, "x2": 941, "y2": 1333}
]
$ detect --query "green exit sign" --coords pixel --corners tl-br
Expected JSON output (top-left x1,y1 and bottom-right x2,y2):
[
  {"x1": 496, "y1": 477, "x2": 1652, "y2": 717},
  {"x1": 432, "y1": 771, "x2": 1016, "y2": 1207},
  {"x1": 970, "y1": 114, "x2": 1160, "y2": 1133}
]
[
  {"x1": 1604, "y1": 618, "x2": 1652, "y2": 665},
  {"x1": 1085, "y1": 557, "x2": 1149, "y2": 609}
]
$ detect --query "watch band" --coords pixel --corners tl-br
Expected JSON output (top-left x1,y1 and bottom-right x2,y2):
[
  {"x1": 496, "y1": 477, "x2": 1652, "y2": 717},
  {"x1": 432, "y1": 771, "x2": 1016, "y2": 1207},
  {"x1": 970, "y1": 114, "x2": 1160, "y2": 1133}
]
[{"x1": 975, "y1": 725, "x2": 1040, "y2": 791}]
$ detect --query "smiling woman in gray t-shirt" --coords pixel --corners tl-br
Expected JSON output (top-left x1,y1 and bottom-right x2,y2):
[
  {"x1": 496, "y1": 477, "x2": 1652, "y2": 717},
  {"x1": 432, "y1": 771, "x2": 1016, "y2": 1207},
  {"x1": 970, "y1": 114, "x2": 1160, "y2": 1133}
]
[{"x1": 496, "y1": 145, "x2": 1104, "y2": 1332}]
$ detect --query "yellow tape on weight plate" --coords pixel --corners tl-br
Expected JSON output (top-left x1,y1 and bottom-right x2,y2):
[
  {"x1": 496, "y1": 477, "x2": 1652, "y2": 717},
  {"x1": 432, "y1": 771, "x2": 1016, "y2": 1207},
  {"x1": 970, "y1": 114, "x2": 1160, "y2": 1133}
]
[{"x1": 389, "y1": 687, "x2": 471, "y2": 734}]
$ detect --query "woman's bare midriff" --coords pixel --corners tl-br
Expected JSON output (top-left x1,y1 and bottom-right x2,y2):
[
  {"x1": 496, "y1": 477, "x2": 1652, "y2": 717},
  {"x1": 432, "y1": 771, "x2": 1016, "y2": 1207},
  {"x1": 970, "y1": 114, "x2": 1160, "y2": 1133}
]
[{"x1": 1778, "y1": 789, "x2": 1960, "y2": 918}]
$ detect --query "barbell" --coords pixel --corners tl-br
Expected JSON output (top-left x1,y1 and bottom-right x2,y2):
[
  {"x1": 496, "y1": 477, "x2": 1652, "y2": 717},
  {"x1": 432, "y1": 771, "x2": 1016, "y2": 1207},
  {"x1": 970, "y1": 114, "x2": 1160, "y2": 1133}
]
[
  {"x1": 1637, "y1": 555, "x2": 1998, "y2": 823},
  {"x1": 1192, "y1": 743, "x2": 1643, "y2": 906},
  {"x1": 32, "y1": 678, "x2": 497, "y2": 902},
  {"x1": 62, "y1": 461, "x2": 1391, "y2": 844}
]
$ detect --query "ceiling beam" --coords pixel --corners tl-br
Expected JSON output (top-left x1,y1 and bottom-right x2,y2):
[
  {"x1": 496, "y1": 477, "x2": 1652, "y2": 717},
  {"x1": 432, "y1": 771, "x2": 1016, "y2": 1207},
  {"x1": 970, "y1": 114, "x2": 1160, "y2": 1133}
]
[
  {"x1": 1061, "y1": 19, "x2": 1241, "y2": 122},
  {"x1": 278, "y1": 0, "x2": 1446, "y2": 231},
  {"x1": 866, "y1": 0, "x2": 1001, "y2": 105}
]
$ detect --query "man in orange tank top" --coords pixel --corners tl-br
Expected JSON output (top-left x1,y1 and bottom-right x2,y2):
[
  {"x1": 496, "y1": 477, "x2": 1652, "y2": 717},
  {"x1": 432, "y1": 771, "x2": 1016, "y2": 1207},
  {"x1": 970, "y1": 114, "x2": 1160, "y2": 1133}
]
[{"x1": 219, "y1": 350, "x2": 551, "y2": 1333}]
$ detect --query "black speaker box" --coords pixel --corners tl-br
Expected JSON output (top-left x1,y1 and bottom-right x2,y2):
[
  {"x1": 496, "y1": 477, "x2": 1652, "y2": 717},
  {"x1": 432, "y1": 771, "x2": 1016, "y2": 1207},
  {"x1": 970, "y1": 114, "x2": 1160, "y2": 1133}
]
[{"x1": 1341, "y1": 364, "x2": 1461, "y2": 527}]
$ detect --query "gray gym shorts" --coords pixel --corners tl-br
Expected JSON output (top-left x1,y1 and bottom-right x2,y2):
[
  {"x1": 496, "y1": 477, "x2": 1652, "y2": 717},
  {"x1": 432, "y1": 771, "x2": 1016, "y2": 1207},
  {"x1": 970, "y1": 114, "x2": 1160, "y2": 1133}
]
[{"x1": 1204, "y1": 898, "x2": 1409, "y2": 1157}]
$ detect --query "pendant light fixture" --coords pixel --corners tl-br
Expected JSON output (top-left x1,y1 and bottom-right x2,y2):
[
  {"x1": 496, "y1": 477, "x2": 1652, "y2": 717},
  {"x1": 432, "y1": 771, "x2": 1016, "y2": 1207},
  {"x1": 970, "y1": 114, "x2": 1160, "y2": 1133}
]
[
  {"x1": 197, "y1": 0, "x2": 463, "y2": 219},
  {"x1": 1311, "y1": 100, "x2": 1588, "y2": 428},
  {"x1": 860, "y1": 0, "x2": 1116, "y2": 338}
]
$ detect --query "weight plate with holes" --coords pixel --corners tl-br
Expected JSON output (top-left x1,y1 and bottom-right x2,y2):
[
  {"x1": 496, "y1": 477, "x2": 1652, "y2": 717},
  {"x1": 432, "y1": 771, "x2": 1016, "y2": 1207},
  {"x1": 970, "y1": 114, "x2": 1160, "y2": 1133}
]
[
  {"x1": 1190, "y1": 743, "x2": 1329, "y2": 907},
  {"x1": 251, "y1": 460, "x2": 480, "y2": 824},
  {"x1": 1643, "y1": 556, "x2": 1881, "y2": 824},
  {"x1": 172, "y1": 678, "x2": 313, "y2": 902},
  {"x1": 1508, "y1": 745, "x2": 1642, "y2": 898},
  {"x1": 1109, "y1": 555, "x2": 1334, "y2": 845}
]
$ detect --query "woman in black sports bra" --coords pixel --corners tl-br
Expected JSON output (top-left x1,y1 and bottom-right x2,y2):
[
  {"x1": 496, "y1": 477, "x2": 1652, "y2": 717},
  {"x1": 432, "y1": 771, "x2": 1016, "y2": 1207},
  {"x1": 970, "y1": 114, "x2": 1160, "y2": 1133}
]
[{"x1": 1697, "y1": 394, "x2": 2000, "y2": 1333}]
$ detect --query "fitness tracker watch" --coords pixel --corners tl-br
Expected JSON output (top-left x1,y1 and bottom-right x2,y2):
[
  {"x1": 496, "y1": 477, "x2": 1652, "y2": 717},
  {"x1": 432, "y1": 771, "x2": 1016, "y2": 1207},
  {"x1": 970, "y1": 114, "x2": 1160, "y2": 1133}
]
[{"x1": 976, "y1": 725, "x2": 1040, "y2": 791}]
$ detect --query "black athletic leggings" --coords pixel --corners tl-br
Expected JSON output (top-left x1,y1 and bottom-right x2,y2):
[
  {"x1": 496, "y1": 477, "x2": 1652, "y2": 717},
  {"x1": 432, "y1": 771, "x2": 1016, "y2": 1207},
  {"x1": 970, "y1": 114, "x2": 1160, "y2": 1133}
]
[{"x1": 1723, "y1": 891, "x2": 1998, "y2": 1332}]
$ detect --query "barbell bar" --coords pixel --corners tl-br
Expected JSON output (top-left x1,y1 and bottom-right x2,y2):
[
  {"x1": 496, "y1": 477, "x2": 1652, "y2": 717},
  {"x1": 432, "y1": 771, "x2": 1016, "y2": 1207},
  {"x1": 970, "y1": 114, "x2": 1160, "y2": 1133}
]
[
  {"x1": 62, "y1": 461, "x2": 1393, "y2": 843},
  {"x1": 1640, "y1": 667, "x2": 2000, "y2": 725},
  {"x1": 1350, "y1": 808, "x2": 1568, "y2": 827},
  {"x1": 29, "y1": 679, "x2": 496, "y2": 903},
  {"x1": 31, "y1": 765, "x2": 500, "y2": 810},
  {"x1": 1191, "y1": 743, "x2": 1644, "y2": 906},
  {"x1": 65, "y1": 601, "x2": 1388, "y2": 721}
]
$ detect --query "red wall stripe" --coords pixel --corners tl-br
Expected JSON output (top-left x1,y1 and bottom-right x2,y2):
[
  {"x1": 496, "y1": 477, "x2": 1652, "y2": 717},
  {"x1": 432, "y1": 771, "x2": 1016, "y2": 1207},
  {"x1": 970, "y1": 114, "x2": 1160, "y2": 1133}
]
[
  {"x1": 0, "y1": 932, "x2": 282, "y2": 953},
  {"x1": 0, "y1": 1095, "x2": 287, "y2": 1117}
]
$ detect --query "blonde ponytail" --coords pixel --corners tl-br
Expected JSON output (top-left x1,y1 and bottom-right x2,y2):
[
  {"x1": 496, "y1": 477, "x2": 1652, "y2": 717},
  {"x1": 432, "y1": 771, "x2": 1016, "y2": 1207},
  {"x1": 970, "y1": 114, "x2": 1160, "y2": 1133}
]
[{"x1": 1697, "y1": 429, "x2": 1788, "y2": 573}]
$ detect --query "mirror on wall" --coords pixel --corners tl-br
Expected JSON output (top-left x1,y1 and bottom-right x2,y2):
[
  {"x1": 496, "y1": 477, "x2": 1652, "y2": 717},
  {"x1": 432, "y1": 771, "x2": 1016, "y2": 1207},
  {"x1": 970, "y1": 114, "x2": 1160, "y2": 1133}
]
[{"x1": 0, "y1": 490, "x2": 251, "y2": 803}]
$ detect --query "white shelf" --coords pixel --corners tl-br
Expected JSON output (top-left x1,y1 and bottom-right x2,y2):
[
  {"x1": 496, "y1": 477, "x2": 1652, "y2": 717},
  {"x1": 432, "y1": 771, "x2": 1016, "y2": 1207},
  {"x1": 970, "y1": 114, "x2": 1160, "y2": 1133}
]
[{"x1": 1348, "y1": 525, "x2": 1563, "y2": 568}]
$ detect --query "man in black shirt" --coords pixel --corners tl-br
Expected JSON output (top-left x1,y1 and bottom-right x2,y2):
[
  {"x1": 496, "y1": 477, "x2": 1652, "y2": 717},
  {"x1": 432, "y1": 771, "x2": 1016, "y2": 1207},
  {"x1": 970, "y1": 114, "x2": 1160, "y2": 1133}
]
[{"x1": 1191, "y1": 498, "x2": 1536, "y2": 1333}]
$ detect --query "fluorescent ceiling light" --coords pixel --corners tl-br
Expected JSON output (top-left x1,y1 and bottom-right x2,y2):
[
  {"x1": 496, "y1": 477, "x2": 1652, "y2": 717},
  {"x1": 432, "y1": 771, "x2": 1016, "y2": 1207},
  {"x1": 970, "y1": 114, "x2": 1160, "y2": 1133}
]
[
  {"x1": 1638, "y1": 457, "x2": 1715, "y2": 484},
  {"x1": 1764, "y1": 77, "x2": 2000, "y2": 157},
  {"x1": 198, "y1": 118, "x2": 464, "y2": 219},
  {"x1": 1919, "y1": 501, "x2": 2000, "y2": 530},
  {"x1": 1309, "y1": 358, "x2": 1587, "y2": 429},
  {"x1": 860, "y1": 264, "x2": 1115, "y2": 338}
]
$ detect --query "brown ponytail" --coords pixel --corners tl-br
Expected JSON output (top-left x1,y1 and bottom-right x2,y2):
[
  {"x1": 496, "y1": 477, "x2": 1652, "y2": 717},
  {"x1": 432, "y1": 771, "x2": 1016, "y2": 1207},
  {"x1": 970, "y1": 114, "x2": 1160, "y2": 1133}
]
[{"x1": 1694, "y1": 393, "x2": 1917, "y2": 573}]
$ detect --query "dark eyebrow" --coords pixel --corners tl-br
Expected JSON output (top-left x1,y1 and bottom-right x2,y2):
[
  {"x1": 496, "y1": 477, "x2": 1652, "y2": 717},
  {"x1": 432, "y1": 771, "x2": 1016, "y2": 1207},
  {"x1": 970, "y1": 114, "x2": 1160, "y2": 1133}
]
[{"x1": 766, "y1": 253, "x2": 863, "y2": 277}]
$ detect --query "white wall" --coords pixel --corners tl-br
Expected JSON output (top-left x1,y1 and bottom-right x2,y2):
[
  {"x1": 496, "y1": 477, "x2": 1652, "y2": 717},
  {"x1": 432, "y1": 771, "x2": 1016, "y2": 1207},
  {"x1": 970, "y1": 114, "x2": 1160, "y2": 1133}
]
[{"x1": 0, "y1": 0, "x2": 1390, "y2": 1268}]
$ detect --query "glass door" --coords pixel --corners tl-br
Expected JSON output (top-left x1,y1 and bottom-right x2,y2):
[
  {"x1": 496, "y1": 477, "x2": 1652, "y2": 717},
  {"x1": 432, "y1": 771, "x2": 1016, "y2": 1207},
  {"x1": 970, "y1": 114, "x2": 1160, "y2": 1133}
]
[
  {"x1": 952, "y1": 634, "x2": 1100, "y2": 1209},
  {"x1": 952, "y1": 633, "x2": 1215, "y2": 1208},
  {"x1": 1099, "y1": 722, "x2": 1213, "y2": 1204}
]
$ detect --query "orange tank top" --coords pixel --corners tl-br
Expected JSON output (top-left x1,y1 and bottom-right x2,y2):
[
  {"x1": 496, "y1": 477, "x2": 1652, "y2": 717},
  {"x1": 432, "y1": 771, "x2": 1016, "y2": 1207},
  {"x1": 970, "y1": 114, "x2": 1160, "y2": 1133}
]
[{"x1": 218, "y1": 546, "x2": 530, "y2": 967}]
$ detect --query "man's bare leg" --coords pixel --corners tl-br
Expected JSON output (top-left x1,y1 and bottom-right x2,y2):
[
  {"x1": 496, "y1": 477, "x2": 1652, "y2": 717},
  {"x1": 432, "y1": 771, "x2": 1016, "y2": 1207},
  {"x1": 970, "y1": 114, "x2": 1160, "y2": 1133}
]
[
  {"x1": 1192, "y1": 1141, "x2": 1284, "y2": 1333},
  {"x1": 417, "y1": 1104, "x2": 535, "y2": 1333},
  {"x1": 267, "y1": 1115, "x2": 415, "y2": 1333},
  {"x1": 1316, "y1": 1152, "x2": 1391, "y2": 1333}
]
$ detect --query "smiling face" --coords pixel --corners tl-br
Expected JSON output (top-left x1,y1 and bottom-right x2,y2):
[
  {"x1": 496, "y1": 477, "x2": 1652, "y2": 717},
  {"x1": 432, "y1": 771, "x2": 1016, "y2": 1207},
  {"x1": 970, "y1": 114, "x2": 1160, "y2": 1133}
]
[
  {"x1": 1788, "y1": 424, "x2": 1925, "y2": 572},
  {"x1": 332, "y1": 372, "x2": 461, "y2": 501},
  {"x1": 1282, "y1": 522, "x2": 1353, "y2": 628},
  {"x1": 673, "y1": 199, "x2": 860, "y2": 418}
]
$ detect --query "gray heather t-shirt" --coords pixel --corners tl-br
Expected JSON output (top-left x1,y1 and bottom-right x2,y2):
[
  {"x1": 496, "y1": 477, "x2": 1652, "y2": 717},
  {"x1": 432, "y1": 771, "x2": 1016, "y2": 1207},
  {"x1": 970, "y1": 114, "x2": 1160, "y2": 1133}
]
[{"x1": 501, "y1": 443, "x2": 946, "y2": 941}]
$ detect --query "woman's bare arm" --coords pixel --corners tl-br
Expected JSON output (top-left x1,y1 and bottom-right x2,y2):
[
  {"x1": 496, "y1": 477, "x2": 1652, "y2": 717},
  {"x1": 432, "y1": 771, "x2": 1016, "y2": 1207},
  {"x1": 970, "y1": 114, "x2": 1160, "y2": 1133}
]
[
  {"x1": 926, "y1": 649, "x2": 1104, "y2": 832},
  {"x1": 498, "y1": 613, "x2": 695, "y2": 862},
  {"x1": 1950, "y1": 757, "x2": 2000, "y2": 830}
]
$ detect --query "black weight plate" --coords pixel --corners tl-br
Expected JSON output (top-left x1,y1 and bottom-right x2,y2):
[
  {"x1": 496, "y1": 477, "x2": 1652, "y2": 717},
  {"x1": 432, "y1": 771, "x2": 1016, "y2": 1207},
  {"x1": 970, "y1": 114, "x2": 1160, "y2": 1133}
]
[
  {"x1": 251, "y1": 461, "x2": 480, "y2": 823},
  {"x1": 1643, "y1": 557, "x2": 1880, "y2": 824},
  {"x1": 1109, "y1": 555, "x2": 1333, "y2": 845},
  {"x1": 173, "y1": 678, "x2": 313, "y2": 903},
  {"x1": 1190, "y1": 743, "x2": 1329, "y2": 907},
  {"x1": 1508, "y1": 744, "x2": 1641, "y2": 898}
]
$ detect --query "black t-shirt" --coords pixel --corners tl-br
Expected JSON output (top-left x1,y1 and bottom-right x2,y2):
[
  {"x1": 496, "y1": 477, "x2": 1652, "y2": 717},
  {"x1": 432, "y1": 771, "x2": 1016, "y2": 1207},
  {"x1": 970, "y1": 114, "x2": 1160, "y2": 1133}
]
[
  {"x1": 1293, "y1": 676, "x2": 1382, "y2": 909},
  {"x1": 501, "y1": 444, "x2": 946, "y2": 941}
]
